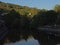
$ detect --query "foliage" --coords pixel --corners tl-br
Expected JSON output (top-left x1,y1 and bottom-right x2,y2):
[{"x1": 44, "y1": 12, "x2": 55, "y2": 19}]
[
  {"x1": 0, "y1": 1, "x2": 60, "y2": 44},
  {"x1": 0, "y1": 1, "x2": 39, "y2": 17}
]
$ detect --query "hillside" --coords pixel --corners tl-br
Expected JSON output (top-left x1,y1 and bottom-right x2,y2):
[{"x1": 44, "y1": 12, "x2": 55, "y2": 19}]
[{"x1": 0, "y1": 1, "x2": 40, "y2": 17}]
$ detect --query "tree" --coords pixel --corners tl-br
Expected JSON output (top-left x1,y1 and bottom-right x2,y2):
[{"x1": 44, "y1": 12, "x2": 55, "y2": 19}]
[
  {"x1": 54, "y1": 5, "x2": 60, "y2": 25},
  {"x1": 54, "y1": 5, "x2": 60, "y2": 12},
  {"x1": 20, "y1": 15, "x2": 31, "y2": 40},
  {"x1": 45, "y1": 10, "x2": 57, "y2": 25},
  {"x1": 4, "y1": 9, "x2": 21, "y2": 42},
  {"x1": 30, "y1": 10, "x2": 47, "y2": 29}
]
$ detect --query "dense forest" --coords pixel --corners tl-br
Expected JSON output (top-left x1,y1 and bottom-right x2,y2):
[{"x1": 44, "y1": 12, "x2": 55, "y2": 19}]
[{"x1": 0, "y1": 1, "x2": 60, "y2": 45}]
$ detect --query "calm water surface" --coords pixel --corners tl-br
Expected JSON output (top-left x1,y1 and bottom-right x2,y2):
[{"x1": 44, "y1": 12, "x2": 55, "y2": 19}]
[
  {"x1": 4, "y1": 37, "x2": 60, "y2": 45},
  {"x1": 4, "y1": 37, "x2": 39, "y2": 45}
]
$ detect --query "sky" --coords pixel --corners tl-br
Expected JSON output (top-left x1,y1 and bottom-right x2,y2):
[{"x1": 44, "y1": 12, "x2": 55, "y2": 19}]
[{"x1": 0, "y1": 0, "x2": 60, "y2": 10}]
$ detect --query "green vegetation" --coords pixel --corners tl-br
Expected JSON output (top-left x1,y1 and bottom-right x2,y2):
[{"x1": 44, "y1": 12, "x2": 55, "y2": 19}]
[
  {"x1": 0, "y1": 1, "x2": 39, "y2": 17},
  {"x1": 0, "y1": 1, "x2": 60, "y2": 44}
]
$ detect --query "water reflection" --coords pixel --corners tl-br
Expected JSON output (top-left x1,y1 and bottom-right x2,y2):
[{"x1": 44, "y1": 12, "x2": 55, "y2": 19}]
[
  {"x1": 57, "y1": 44, "x2": 60, "y2": 45},
  {"x1": 4, "y1": 37, "x2": 39, "y2": 45}
]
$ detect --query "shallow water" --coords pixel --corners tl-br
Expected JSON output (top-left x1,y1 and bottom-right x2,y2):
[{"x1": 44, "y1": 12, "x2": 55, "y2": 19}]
[{"x1": 4, "y1": 37, "x2": 39, "y2": 45}]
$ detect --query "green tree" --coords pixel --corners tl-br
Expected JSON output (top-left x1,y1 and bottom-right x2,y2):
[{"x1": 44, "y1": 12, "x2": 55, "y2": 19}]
[
  {"x1": 54, "y1": 5, "x2": 60, "y2": 25},
  {"x1": 45, "y1": 10, "x2": 57, "y2": 25},
  {"x1": 4, "y1": 9, "x2": 21, "y2": 42},
  {"x1": 30, "y1": 10, "x2": 47, "y2": 29},
  {"x1": 54, "y1": 5, "x2": 60, "y2": 12}
]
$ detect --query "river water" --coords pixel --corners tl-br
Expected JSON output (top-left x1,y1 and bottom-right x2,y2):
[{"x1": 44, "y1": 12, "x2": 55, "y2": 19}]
[
  {"x1": 4, "y1": 37, "x2": 60, "y2": 45},
  {"x1": 4, "y1": 37, "x2": 39, "y2": 45}
]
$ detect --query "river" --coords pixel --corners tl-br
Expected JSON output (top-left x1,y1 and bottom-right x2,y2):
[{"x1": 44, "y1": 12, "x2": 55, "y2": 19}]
[
  {"x1": 4, "y1": 37, "x2": 60, "y2": 45},
  {"x1": 4, "y1": 37, "x2": 39, "y2": 45}
]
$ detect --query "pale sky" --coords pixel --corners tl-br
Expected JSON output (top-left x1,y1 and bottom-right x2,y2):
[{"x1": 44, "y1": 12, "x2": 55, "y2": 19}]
[{"x1": 0, "y1": 0, "x2": 60, "y2": 10}]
